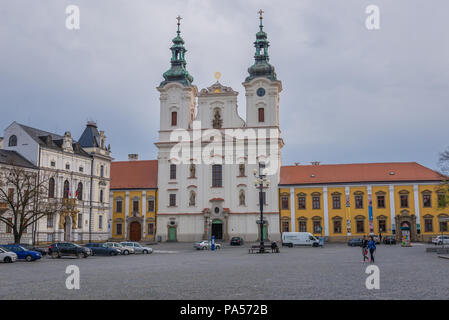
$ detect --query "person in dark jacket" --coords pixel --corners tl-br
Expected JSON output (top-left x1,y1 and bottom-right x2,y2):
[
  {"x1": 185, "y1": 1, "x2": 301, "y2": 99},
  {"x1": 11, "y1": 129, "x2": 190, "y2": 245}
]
[
  {"x1": 368, "y1": 236, "x2": 377, "y2": 263},
  {"x1": 362, "y1": 236, "x2": 369, "y2": 262}
]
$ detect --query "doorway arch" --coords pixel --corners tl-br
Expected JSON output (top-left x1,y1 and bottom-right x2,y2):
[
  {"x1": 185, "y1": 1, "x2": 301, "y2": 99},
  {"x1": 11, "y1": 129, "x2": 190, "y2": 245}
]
[
  {"x1": 129, "y1": 221, "x2": 142, "y2": 242},
  {"x1": 211, "y1": 219, "x2": 223, "y2": 240}
]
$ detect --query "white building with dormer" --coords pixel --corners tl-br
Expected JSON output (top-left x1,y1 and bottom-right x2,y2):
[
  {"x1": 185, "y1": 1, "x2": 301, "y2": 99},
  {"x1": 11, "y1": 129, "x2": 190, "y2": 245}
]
[
  {"x1": 155, "y1": 14, "x2": 283, "y2": 242},
  {"x1": 1, "y1": 121, "x2": 112, "y2": 244}
]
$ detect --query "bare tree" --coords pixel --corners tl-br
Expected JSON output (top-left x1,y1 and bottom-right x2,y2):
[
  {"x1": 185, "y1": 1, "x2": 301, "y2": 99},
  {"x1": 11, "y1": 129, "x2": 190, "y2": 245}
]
[{"x1": 0, "y1": 163, "x2": 69, "y2": 244}]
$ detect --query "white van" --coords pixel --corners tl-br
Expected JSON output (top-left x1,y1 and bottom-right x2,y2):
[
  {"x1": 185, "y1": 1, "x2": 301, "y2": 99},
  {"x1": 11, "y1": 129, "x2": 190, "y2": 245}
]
[{"x1": 282, "y1": 232, "x2": 320, "y2": 247}]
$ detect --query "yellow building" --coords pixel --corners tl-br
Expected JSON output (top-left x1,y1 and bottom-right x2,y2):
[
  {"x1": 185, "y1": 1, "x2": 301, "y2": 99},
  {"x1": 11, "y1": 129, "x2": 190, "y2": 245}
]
[
  {"x1": 279, "y1": 162, "x2": 448, "y2": 242},
  {"x1": 110, "y1": 158, "x2": 158, "y2": 242}
]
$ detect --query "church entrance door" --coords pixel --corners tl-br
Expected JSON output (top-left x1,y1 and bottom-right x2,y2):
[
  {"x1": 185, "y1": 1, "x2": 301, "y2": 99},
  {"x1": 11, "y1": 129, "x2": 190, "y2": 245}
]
[
  {"x1": 129, "y1": 222, "x2": 141, "y2": 242},
  {"x1": 211, "y1": 219, "x2": 223, "y2": 240}
]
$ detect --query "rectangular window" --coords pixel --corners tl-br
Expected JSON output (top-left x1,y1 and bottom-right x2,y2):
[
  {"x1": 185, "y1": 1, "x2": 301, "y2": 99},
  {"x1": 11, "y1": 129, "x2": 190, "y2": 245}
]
[
  {"x1": 116, "y1": 223, "x2": 123, "y2": 235},
  {"x1": 170, "y1": 164, "x2": 176, "y2": 180},
  {"x1": 132, "y1": 200, "x2": 139, "y2": 214},
  {"x1": 6, "y1": 218, "x2": 12, "y2": 233},
  {"x1": 298, "y1": 197, "x2": 306, "y2": 209},
  {"x1": 78, "y1": 214, "x2": 83, "y2": 229},
  {"x1": 47, "y1": 234, "x2": 54, "y2": 242},
  {"x1": 281, "y1": 196, "x2": 289, "y2": 210},
  {"x1": 281, "y1": 221, "x2": 289, "y2": 232},
  {"x1": 438, "y1": 194, "x2": 445, "y2": 207},
  {"x1": 424, "y1": 219, "x2": 433, "y2": 232},
  {"x1": 116, "y1": 200, "x2": 123, "y2": 213},
  {"x1": 312, "y1": 196, "x2": 320, "y2": 209},
  {"x1": 356, "y1": 220, "x2": 365, "y2": 233},
  {"x1": 99, "y1": 216, "x2": 103, "y2": 229},
  {"x1": 440, "y1": 221, "x2": 448, "y2": 232},
  {"x1": 8, "y1": 188, "x2": 14, "y2": 201},
  {"x1": 313, "y1": 221, "x2": 321, "y2": 233},
  {"x1": 51, "y1": 161, "x2": 56, "y2": 167},
  {"x1": 333, "y1": 220, "x2": 342, "y2": 233},
  {"x1": 378, "y1": 220, "x2": 386, "y2": 233},
  {"x1": 171, "y1": 111, "x2": 177, "y2": 126},
  {"x1": 333, "y1": 196, "x2": 341, "y2": 209},
  {"x1": 377, "y1": 195, "x2": 385, "y2": 208},
  {"x1": 400, "y1": 195, "x2": 409, "y2": 208},
  {"x1": 258, "y1": 108, "x2": 265, "y2": 122},
  {"x1": 169, "y1": 194, "x2": 176, "y2": 207},
  {"x1": 298, "y1": 221, "x2": 307, "y2": 232},
  {"x1": 148, "y1": 200, "x2": 155, "y2": 212},
  {"x1": 423, "y1": 194, "x2": 431, "y2": 208},
  {"x1": 148, "y1": 223, "x2": 155, "y2": 235},
  {"x1": 355, "y1": 195, "x2": 363, "y2": 209},
  {"x1": 212, "y1": 165, "x2": 222, "y2": 187},
  {"x1": 47, "y1": 215, "x2": 54, "y2": 228}
]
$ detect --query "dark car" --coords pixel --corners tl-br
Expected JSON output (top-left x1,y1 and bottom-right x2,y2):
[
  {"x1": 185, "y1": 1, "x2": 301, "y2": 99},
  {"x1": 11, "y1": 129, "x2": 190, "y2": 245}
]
[
  {"x1": 17, "y1": 244, "x2": 47, "y2": 256},
  {"x1": 84, "y1": 243, "x2": 120, "y2": 256},
  {"x1": 348, "y1": 238, "x2": 363, "y2": 247},
  {"x1": 48, "y1": 242, "x2": 91, "y2": 258},
  {"x1": 0, "y1": 244, "x2": 42, "y2": 262},
  {"x1": 383, "y1": 236, "x2": 396, "y2": 245},
  {"x1": 230, "y1": 237, "x2": 244, "y2": 246}
]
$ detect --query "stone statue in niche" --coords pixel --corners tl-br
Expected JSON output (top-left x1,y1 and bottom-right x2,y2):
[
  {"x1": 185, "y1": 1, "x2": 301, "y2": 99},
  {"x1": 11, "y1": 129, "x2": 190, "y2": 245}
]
[
  {"x1": 239, "y1": 189, "x2": 245, "y2": 206},
  {"x1": 189, "y1": 190, "x2": 196, "y2": 206},
  {"x1": 212, "y1": 109, "x2": 223, "y2": 129},
  {"x1": 190, "y1": 163, "x2": 196, "y2": 178},
  {"x1": 239, "y1": 164, "x2": 245, "y2": 176}
]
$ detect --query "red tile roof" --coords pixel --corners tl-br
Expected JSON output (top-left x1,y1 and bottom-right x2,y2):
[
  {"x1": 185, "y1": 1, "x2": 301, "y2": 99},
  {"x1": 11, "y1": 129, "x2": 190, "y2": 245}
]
[
  {"x1": 280, "y1": 162, "x2": 444, "y2": 185},
  {"x1": 111, "y1": 160, "x2": 158, "y2": 189}
]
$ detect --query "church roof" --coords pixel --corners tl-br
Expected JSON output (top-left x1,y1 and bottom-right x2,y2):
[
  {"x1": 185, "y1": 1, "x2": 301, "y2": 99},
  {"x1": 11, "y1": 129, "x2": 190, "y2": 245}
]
[
  {"x1": 199, "y1": 81, "x2": 238, "y2": 97},
  {"x1": 280, "y1": 162, "x2": 444, "y2": 185},
  {"x1": 110, "y1": 160, "x2": 158, "y2": 190}
]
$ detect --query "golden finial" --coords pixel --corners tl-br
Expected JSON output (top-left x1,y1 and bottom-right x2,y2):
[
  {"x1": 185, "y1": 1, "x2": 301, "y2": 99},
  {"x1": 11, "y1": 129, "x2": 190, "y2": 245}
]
[
  {"x1": 214, "y1": 72, "x2": 222, "y2": 82},
  {"x1": 258, "y1": 9, "x2": 264, "y2": 19}
]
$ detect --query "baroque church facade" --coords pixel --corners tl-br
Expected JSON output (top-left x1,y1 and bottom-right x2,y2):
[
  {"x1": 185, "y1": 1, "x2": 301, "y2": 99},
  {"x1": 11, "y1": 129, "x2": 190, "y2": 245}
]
[{"x1": 155, "y1": 14, "x2": 283, "y2": 242}]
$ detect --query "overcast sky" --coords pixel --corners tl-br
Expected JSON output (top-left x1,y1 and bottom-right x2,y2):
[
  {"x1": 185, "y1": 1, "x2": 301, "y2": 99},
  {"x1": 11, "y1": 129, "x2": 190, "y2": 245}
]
[{"x1": 1, "y1": 0, "x2": 448, "y2": 170}]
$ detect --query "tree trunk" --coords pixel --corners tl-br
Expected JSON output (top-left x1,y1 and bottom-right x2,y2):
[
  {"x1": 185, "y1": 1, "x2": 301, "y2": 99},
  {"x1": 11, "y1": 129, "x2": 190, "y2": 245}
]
[{"x1": 14, "y1": 231, "x2": 22, "y2": 244}]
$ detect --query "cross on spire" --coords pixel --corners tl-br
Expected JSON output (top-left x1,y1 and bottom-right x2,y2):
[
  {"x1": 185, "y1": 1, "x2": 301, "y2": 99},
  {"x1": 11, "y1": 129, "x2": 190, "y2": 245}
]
[
  {"x1": 258, "y1": 9, "x2": 264, "y2": 30},
  {"x1": 176, "y1": 15, "x2": 182, "y2": 34}
]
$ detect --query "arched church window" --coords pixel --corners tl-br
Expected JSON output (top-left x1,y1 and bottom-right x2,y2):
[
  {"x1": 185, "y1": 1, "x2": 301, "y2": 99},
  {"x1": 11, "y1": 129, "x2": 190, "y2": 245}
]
[
  {"x1": 8, "y1": 135, "x2": 17, "y2": 147},
  {"x1": 171, "y1": 111, "x2": 177, "y2": 126},
  {"x1": 76, "y1": 182, "x2": 83, "y2": 201},
  {"x1": 48, "y1": 178, "x2": 55, "y2": 198},
  {"x1": 212, "y1": 165, "x2": 222, "y2": 187}
]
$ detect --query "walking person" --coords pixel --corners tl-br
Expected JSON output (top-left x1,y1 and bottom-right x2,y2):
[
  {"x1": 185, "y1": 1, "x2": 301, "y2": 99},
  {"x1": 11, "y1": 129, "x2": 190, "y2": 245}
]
[
  {"x1": 362, "y1": 236, "x2": 369, "y2": 263},
  {"x1": 368, "y1": 236, "x2": 377, "y2": 263}
]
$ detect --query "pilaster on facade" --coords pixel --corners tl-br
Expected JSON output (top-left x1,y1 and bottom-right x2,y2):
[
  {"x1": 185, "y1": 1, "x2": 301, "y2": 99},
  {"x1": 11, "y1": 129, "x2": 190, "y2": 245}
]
[
  {"x1": 413, "y1": 184, "x2": 421, "y2": 231},
  {"x1": 142, "y1": 191, "x2": 147, "y2": 237},
  {"x1": 290, "y1": 187, "x2": 295, "y2": 232},
  {"x1": 125, "y1": 191, "x2": 130, "y2": 238},
  {"x1": 345, "y1": 186, "x2": 351, "y2": 236},
  {"x1": 323, "y1": 186, "x2": 329, "y2": 237},
  {"x1": 389, "y1": 185, "x2": 396, "y2": 232}
]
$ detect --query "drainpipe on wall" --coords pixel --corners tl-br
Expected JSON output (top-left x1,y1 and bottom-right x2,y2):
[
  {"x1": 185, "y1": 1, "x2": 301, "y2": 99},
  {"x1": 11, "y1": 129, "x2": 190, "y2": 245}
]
[{"x1": 89, "y1": 157, "x2": 93, "y2": 242}]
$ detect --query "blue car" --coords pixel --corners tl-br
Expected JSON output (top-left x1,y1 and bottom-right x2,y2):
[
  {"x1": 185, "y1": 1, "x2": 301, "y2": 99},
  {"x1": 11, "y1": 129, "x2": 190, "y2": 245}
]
[{"x1": 0, "y1": 244, "x2": 42, "y2": 262}]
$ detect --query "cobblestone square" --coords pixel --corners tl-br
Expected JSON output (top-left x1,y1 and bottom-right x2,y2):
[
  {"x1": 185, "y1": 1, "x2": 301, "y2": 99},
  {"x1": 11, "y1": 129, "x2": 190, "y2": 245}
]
[{"x1": 0, "y1": 242, "x2": 448, "y2": 300}]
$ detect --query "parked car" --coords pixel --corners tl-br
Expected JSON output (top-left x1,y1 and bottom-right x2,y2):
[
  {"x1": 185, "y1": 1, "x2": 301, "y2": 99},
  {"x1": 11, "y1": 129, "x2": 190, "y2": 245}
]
[
  {"x1": 48, "y1": 242, "x2": 91, "y2": 258},
  {"x1": 0, "y1": 247, "x2": 17, "y2": 263},
  {"x1": 194, "y1": 241, "x2": 222, "y2": 250},
  {"x1": 105, "y1": 242, "x2": 134, "y2": 255},
  {"x1": 17, "y1": 244, "x2": 47, "y2": 256},
  {"x1": 383, "y1": 236, "x2": 397, "y2": 245},
  {"x1": 84, "y1": 243, "x2": 120, "y2": 256},
  {"x1": 230, "y1": 237, "x2": 244, "y2": 246},
  {"x1": 120, "y1": 242, "x2": 153, "y2": 254},
  {"x1": 432, "y1": 235, "x2": 449, "y2": 245},
  {"x1": 348, "y1": 238, "x2": 364, "y2": 247},
  {"x1": 0, "y1": 244, "x2": 42, "y2": 262}
]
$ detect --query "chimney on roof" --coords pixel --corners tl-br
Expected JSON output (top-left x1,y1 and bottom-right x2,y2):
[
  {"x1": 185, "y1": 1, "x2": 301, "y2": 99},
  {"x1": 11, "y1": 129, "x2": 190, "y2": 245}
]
[
  {"x1": 311, "y1": 161, "x2": 321, "y2": 166},
  {"x1": 128, "y1": 154, "x2": 139, "y2": 161}
]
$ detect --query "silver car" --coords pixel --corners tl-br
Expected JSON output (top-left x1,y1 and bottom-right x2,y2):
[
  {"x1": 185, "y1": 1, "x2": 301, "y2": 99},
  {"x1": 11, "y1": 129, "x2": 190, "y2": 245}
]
[
  {"x1": 120, "y1": 242, "x2": 153, "y2": 254},
  {"x1": 105, "y1": 242, "x2": 134, "y2": 255}
]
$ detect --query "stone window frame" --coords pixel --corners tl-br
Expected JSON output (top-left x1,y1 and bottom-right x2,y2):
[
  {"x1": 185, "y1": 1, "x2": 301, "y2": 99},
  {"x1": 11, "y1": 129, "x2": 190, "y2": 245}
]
[
  {"x1": 311, "y1": 192, "x2": 321, "y2": 210},
  {"x1": 332, "y1": 215, "x2": 343, "y2": 234},
  {"x1": 297, "y1": 193, "x2": 307, "y2": 210},
  {"x1": 297, "y1": 216, "x2": 307, "y2": 232},
  {"x1": 354, "y1": 191, "x2": 364, "y2": 209},
  {"x1": 375, "y1": 191, "x2": 386, "y2": 208},
  {"x1": 131, "y1": 197, "x2": 140, "y2": 215},
  {"x1": 280, "y1": 192, "x2": 289, "y2": 210},
  {"x1": 8, "y1": 135, "x2": 17, "y2": 147},
  {"x1": 331, "y1": 192, "x2": 341, "y2": 209},
  {"x1": 147, "y1": 196, "x2": 155, "y2": 212},
  {"x1": 438, "y1": 213, "x2": 449, "y2": 232},
  {"x1": 376, "y1": 214, "x2": 388, "y2": 233},
  {"x1": 115, "y1": 197, "x2": 123, "y2": 213},
  {"x1": 355, "y1": 215, "x2": 365, "y2": 233},
  {"x1": 311, "y1": 216, "x2": 322, "y2": 234},
  {"x1": 421, "y1": 190, "x2": 432, "y2": 208},
  {"x1": 280, "y1": 216, "x2": 290, "y2": 232},
  {"x1": 399, "y1": 190, "x2": 410, "y2": 208},
  {"x1": 423, "y1": 214, "x2": 434, "y2": 233}
]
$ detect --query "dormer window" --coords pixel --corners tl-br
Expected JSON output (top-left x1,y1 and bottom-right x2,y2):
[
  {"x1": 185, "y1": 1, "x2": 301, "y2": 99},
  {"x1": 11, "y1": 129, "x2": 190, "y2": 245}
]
[{"x1": 8, "y1": 135, "x2": 17, "y2": 147}]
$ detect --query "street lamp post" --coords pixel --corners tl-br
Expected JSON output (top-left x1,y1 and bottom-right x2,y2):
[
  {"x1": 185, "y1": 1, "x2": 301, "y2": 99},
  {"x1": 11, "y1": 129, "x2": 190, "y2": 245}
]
[{"x1": 254, "y1": 166, "x2": 270, "y2": 254}]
